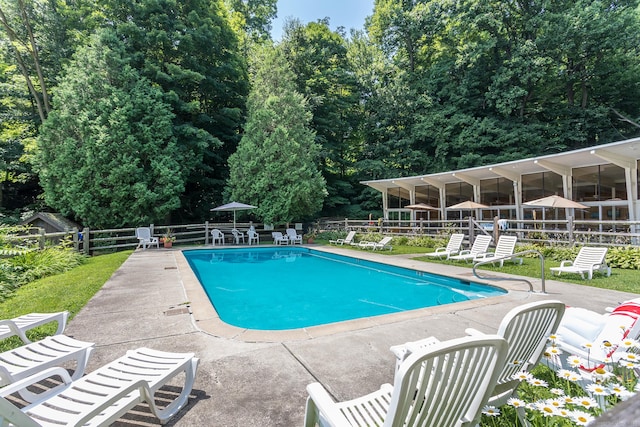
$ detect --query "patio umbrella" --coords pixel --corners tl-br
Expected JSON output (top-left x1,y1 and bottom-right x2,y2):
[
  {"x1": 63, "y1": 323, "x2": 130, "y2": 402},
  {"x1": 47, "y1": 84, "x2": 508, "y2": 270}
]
[
  {"x1": 211, "y1": 201, "x2": 257, "y2": 228},
  {"x1": 447, "y1": 200, "x2": 488, "y2": 209},
  {"x1": 523, "y1": 195, "x2": 588, "y2": 209},
  {"x1": 405, "y1": 203, "x2": 439, "y2": 211}
]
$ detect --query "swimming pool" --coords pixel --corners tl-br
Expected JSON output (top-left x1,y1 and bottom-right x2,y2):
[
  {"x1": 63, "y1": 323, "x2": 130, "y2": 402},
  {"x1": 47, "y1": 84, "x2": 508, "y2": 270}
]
[{"x1": 183, "y1": 247, "x2": 506, "y2": 330}]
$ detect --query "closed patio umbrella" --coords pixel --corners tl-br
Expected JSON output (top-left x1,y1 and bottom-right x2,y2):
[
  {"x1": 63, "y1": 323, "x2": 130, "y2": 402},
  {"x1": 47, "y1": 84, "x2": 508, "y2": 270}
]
[
  {"x1": 405, "y1": 203, "x2": 439, "y2": 210},
  {"x1": 211, "y1": 201, "x2": 257, "y2": 229}
]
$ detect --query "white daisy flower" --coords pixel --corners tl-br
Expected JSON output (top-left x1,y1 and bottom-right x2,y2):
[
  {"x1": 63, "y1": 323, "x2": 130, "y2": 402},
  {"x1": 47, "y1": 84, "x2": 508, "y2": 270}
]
[
  {"x1": 546, "y1": 345, "x2": 562, "y2": 356},
  {"x1": 557, "y1": 368, "x2": 574, "y2": 379},
  {"x1": 535, "y1": 401, "x2": 558, "y2": 417},
  {"x1": 576, "y1": 396, "x2": 598, "y2": 409},
  {"x1": 591, "y1": 367, "x2": 613, "y2": 381},
  {"x1": 507, "y1": 397, "x2": 526, "y2": 408},
  {"x1": 620, "y1": 352, "x2": 640, "y2": 362},
  {"x1": 512, "y1": 371, "x2": 533, "y2": 382},
  {"x1": 609, "y1": 383, "x2": 634, "y2": 399},
  {"x1": 527, "y1": 377, "x2": 549, "y2": 387},
  {"x1": 572, "y1": 410, "x2": 595, "y2": 426},
  {"x1": 481, "y1": 405, "x2": 500, "y2": 417},
  {"x1": 586, "y1": 383, "x2": 610, "y2": 396},
  {"x1": 566, "y1": 355, "x2": 584, "y2": 368},
  {"x1": 545, "y1": 398, "x2": 565, "y2": 408},
  {"x1": 550, "y1": 387, "x2": 565, "y2": 396},
  {"x1": 582, "y1": 342, "x2": 595, "y2": 349},
  {"x1": 619, "y1": 338, "x2": 640, "y2": 348}
]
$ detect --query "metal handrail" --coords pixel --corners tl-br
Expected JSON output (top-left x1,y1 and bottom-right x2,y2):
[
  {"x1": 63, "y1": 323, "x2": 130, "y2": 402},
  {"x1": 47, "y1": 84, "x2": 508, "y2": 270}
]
[{"x1": 472, "y1": 249, "x2": 546, "y2": 294}]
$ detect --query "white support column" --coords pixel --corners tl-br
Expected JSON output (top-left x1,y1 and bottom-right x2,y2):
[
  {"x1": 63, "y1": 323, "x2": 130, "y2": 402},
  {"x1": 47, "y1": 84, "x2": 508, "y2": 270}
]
[{"x1": 591, "y1": 149, "x2": 637, "y2": 223}]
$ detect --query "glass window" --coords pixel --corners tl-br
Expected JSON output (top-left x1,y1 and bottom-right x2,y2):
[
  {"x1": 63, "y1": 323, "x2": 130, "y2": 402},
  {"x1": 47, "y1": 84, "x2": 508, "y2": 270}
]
[
  {"x1": 522, "y1": 172, "x2": 563, "y2": 202},
  {"x1": 573, "y1": 164, "x2": 626, "y2": 201},
  {"x1": 414, "y1": 185, "x2": 439, "y2": 207},
  {"x1": 480, "y1": 177, "x2": 513, "y2": 205},
  {"x1": 387, "y1": 187, "x2": 411, "y2": 209},
  {"x1": 445, "y1": 182, "x2": 473, "y2": 206}
]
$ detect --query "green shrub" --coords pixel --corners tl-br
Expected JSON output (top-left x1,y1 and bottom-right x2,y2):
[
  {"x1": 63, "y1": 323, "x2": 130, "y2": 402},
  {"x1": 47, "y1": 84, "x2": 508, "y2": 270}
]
[{"x1": 606, "y1": 246, "x2": 640, "y2": 270}]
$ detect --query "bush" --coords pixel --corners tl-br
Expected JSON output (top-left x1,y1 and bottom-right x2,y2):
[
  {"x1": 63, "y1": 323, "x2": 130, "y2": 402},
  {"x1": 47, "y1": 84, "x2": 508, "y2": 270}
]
[{"x1": 606, "y1": 246, "x2": 640, "y2": 270}]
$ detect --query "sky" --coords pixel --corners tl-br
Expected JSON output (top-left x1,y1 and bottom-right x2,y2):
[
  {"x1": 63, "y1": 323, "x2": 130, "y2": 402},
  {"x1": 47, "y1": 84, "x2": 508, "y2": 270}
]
[{"x1": 271, "y1": 0, "x2": 375, "y2": 41}]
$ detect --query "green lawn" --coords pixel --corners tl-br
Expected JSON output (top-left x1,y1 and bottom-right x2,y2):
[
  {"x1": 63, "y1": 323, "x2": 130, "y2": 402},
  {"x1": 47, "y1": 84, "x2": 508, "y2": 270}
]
[
  {"x1": 316, "y1": 239, "x2": 640, "y2": 294},
  {"x1": 0, "y1": 250, "x2": 131, "y2": 350}
]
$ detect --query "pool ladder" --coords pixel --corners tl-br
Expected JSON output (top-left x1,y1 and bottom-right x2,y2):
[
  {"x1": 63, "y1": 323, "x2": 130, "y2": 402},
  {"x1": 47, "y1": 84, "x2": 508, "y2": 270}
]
[{"x1": 472, "y1": 249, "x2": 546, "y2": 294}]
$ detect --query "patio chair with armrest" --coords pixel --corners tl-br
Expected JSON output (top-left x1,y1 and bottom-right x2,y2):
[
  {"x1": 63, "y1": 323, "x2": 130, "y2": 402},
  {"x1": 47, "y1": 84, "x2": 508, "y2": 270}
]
[
  {"x1": 135, "y1": 227, "x2": 159, "y2": 250},
  {"x1": 423, "y1": 233, "x2": 464, "y2": 259},
  {"x1": 473, "y1": 235, "x2": 523, "y2": 267},
  {"x1": 448, "y1": 235, "x2": 492, "y2": 263},
  {"x1": 0, "y1": 311, "x2": 69, "y2": 344},
  {"x1": 549, "y1": 246, "x2": 611, "y2": 280}
]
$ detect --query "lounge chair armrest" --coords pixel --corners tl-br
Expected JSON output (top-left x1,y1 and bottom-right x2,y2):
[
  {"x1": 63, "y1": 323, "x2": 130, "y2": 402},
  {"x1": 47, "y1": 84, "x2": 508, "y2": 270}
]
[
  {"x1": 465, "y1": 328, "x2": 484, "y2": 336},
  {"x1": 559, "y1": 260, "x2": 574, "y2": 268},
  {"x1": 305, "y1": 382, "x2": 349, "y2": 426},
  {"x1": 0, "y1": 367, "x2": 72, "y2": 399},
  {"x1": 474, "y1": 252, "x2": 494, "y2": 260},
  {"x1": 75, "y1": 379, "x2": 151, "y2": 427},
  {"x1": 457, "y1": 250, "x2": 471, "y2": 256},
  {"x1": 0, "y1": 319, "x2": 28, "y2": 343},
  {"x1": 434, "y1": 247, "x2": 446, "y2": 253}
]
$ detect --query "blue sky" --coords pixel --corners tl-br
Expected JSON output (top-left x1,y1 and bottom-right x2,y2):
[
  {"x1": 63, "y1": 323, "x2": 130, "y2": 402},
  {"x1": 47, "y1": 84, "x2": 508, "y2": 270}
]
[{"x1": 271, "y1": 0, "x2": 375, "y2": 40}]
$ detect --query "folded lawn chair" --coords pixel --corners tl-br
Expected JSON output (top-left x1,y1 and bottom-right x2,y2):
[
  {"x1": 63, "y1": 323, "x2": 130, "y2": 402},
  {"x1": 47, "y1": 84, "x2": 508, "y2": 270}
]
[
  {"x1": 0, "y1": 347, "x2": 199, "y2": 426},
  {"x1": 0, "y1": 312, "x2": 69, "y2": 344},
  {"x1": 135, "y1": 227, "x2": 159, "y2": 250},
  {"x1": 329, "y1": 231, "x2": 356, "y2": 246},
  {"x1": 550, "y1": 246, "x2": 611, "y2": 280},
  {"x1": 0, "y1": 334, "x2": 94, "y2": 402},
  {"x1": 390, "y1": 300, "x2": 565, "y2": 419},
  {"x1": 473, "y1": 235, "x2": 523, "y2": 267},
  {"x1": 448, "y1": 235, "x2": 492, "y2": 263},
  {"x1": 423, "y1": 233, "x2": 464, "y2": 259},
  {"x1": 305, "y1": 335, "x2": 507, "y2": 427}
]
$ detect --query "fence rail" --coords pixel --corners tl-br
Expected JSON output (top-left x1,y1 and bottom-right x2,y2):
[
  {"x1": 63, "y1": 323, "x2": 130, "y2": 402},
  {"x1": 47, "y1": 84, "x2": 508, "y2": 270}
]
[{"x1": 9, "y1": 216, "x2": 640, "y2": 255}]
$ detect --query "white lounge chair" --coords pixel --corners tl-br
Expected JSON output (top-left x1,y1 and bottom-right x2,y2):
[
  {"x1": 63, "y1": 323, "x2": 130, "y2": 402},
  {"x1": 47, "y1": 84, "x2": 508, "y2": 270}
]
[
  {"x1": 329, "y1": 231, "x2": 356, "y2": 246},
  {"x1": 547, "y1": 298, "x2": 640, "y2": 375},
  {"x1": 448, "y1": 234, "x2": 492, "y2": 262},
  {"x1": 423, "y1": 233, "x2": 464, "y2": 259},
  {"x1": 0, "y1": 347, "x2": 199, "y2": 426},
  {"x1": 473, "y1": 235, "x2": 523, "y2": 267},
  {"x1": 304, "y1": 335, "x2": 508, "y2": 427},
  {"x1": 364, "y1": 236, "x2": 393, "y2": 251},
  {"x1": 0, "y1": 311, "x2": 69, "y2": 344},
  {"x1": 0, "y1": 334, "x2": 94, "y2": 402},
  {"x1": 550, "y1": 246, "x2": 611, "y2": 280},
  {"x1": 247, "y1": 229, "x2": 260, "y2": 245},
  {"x1": 391, "y1": 301, "x2": 565, "y2": 415},
  {"x1": 231, "y1": 228, "x2": 245, "y2": 244},
  {"x1": 272, "y1": 231, "x2": 289, "y2": 245},
  {"x1": 135, "y1": 227, "x2": 159, "y2": 249},
  {"x1": 211, "y1": 228, "x2": 225, "y2": 245},
  {"x1": 286, "y1": 228, "x2": 303, "y2": 245}
]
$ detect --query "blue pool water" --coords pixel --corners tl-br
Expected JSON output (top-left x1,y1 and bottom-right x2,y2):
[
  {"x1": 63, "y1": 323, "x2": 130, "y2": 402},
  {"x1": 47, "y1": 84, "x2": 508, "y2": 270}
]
[{"x1": 183, "y1": 247, "x2": 506, "y2": 330}]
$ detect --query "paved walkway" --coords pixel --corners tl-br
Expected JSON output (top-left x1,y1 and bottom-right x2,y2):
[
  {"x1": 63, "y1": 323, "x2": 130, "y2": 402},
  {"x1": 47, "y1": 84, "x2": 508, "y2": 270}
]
[{"x1": 64, "y1": 245, "x2": 638, "y2": 426}]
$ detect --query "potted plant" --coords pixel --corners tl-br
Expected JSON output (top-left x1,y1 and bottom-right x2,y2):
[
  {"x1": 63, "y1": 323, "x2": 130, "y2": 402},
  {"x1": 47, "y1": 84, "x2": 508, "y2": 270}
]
[
  {"x1": 160, "y1": 229, "x2": 176, "y2": 248},
  {"x1": 304, "y1": 231, "x2": 317, "y2": 244}
]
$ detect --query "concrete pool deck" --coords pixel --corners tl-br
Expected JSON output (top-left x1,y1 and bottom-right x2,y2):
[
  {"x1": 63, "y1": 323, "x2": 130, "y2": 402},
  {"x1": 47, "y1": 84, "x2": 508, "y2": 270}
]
[{"x1": 64, "y1": 245, "x2": 638, "y2": 426}]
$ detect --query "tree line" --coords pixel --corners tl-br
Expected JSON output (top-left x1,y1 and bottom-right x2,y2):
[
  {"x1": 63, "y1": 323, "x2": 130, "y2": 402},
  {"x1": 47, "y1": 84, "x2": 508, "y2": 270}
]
[{"x1": 1, "y1": 0, "x2": 639, "y2": 228}]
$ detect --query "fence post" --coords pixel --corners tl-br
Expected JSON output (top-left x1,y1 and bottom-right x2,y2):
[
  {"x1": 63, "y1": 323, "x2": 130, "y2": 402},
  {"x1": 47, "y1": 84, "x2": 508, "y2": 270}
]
[
  {"x1": 38, "y1": 227, "x2": 45, "y2": 249},
  {"x1": 493, "y1": 216, "x2": 500, "y2": 242},
  {"x1": 568, "y1": 216, "x2": 574, "y2": 246},
  {"x1": 73, "y1": 227, "x2": 79, "y2": 251},
  {"x1": 82, "y1": 227, "x2": 90, "y2": 255},
  {"x1": 468, "y1": 217, "x2": 475, "y2": 245},
  {"x1": 344, "y1": 218, "x2": 348, "y2": 230},
  {"x1": 205, "y1": 221, "x2": 209, "y2": 245}
]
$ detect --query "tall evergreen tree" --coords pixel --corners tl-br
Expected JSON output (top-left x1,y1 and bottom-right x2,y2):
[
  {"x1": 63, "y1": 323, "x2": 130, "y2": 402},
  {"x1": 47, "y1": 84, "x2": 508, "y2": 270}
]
[
  {"x1": 36, "y1": 31, "x2": 184, "y2": 228},
  {"x1": 227, "y1": 47, "x2": 326, "y2": 224}
]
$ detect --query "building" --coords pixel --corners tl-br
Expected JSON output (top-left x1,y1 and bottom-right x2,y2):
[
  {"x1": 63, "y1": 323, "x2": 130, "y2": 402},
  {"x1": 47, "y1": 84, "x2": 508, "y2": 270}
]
[{"x1": 362, "y1": 137, "x2": 639, "y2": 231}]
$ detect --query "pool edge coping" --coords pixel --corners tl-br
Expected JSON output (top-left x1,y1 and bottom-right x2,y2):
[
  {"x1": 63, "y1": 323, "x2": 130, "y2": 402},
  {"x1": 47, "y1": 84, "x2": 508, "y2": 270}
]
[{"x1": 175, "y1": 245, "x2": 531, "y2": 343}]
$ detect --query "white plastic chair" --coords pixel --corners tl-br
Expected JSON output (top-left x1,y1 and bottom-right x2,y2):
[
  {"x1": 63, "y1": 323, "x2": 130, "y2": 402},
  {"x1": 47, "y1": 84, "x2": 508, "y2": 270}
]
[
  {"x1": 423, "y1": 233, "x2": 464, "y2": 259},
  {"x1": 211, "y1": 228, "x2": 225, "y2": 245},
  {"x1": 0, "y1": 347, "x2": 199, "y2": 426},
  {"x1": 329, "y1": 231, "x2": 356, "y2": 246},
  {"x1": 0, "y1": 311, "x2": 68, "y2": 344},
  {"x1": 272, "y1": 232, "x2": 289, "y2": 245},
  {"x1": 0, "y1": 334, "x2": 94, "y2": 402},
  {"x1": 449, "y1": 235, "x2": 492, "y2": 262},
  {"x1": 550, "y1": 246, "x2": 611, "y2": 279},
  {"x1": 247, "y1": 229, "x2": 260, "y2": 245},
  {"x1": 391, "y1": 301, "x2": 565, "y2": 413},
  {"x1": 231, "y1": 228, "x2": 245, "y2": 244},
  {"x1": 135, "y1": 227, "x2": 159, "y2": 249},
  {"x1": 305, "y1": 335, "x2": 508, "y2": 427},
  {"x1": 286, "y1": 228, "x2": 303, "y2": 245},
  {"x1": 473, "y1": 235, "x2": 523, "y2": 267}
]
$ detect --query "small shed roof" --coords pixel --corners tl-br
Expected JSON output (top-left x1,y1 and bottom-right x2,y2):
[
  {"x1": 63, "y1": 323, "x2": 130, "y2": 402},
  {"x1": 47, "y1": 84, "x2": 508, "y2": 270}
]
[{"x1": 21, "y1": 212, "x2": 81, "y2": 232}]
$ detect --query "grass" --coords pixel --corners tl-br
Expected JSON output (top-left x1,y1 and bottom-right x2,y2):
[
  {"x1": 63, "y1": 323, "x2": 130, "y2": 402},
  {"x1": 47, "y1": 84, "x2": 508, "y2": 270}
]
[
  {"x1": 0, "y1": 250, "x2": 131, "y2": 351},
  {"x1": 316, "y1": 239, "x2": 640, "y2": 294}
]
